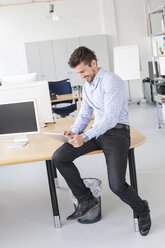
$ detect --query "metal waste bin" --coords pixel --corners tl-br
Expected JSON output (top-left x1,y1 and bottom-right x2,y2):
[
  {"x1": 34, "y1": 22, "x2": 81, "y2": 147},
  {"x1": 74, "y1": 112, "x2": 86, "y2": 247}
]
[
  {"x1": 142, "y1": 77, "x2": 153, "y2": 102},
  {"x1": 70, "y1": 178, "x2": 102, "y2": 224}
]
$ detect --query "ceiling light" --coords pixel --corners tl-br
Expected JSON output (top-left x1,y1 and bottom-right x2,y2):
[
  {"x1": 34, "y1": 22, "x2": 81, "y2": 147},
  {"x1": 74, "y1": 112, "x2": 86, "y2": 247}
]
[{"x1": 46, "y1": 3, "x2": 59, "y2": 22}]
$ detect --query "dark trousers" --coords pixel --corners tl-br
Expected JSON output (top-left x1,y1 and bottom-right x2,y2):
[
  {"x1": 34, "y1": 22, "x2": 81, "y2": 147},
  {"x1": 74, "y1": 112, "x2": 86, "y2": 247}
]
[{"x1": 52, "y1": 127, "x2": 148, "y2": 217}]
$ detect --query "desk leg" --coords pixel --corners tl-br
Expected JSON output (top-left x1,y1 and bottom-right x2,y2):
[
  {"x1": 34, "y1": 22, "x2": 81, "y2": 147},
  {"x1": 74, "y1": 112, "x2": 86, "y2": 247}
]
[
  {"x1": 51, "y1": 161, "x2": 59, "y2": 188},
  {"x1": 46, "y1": 160, "x2": 61, "y2": 229},
  {"x1": 128, "y1": 148, "x2": 139, "y2": 232},
  {"x1": 156, "y1": 101, "x2": 161, "y2": 128}
]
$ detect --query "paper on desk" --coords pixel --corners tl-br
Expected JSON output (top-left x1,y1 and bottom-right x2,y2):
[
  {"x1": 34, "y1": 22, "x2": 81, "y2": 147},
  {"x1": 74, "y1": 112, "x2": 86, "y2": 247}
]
[
  {"x1": 42, "y1": 132, "x2": 69, "y2": 143},
  {"x1": 153, "y1": 41, "x2": 158, "y2": 57},
  {"x1": 159, "y1": 57, "x2": 165, "y2": 76}
]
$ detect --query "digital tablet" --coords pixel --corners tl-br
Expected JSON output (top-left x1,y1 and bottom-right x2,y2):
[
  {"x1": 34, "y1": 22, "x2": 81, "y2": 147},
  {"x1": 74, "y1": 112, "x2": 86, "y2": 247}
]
[{"x1": 42, "y1": 132, "x2": 69, "y2": 143}]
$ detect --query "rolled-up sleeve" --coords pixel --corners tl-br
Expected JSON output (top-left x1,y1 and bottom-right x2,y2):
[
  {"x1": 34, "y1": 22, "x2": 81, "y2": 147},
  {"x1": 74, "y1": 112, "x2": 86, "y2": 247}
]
[{"x1": 70, "y1": 93, "x2": 93, "y2": 134}]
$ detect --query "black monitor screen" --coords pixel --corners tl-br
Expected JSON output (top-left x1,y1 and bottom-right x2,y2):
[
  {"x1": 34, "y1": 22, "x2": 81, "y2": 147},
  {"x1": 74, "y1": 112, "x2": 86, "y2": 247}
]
[{"x1": 0, "y1": 100, "x2": 38, "y2": 135}]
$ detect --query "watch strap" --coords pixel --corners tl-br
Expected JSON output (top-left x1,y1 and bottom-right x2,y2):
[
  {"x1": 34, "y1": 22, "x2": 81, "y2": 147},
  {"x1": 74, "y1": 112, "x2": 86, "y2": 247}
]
[{"x1": 81, "y1": 133, "x2": 89, "y2": 143}]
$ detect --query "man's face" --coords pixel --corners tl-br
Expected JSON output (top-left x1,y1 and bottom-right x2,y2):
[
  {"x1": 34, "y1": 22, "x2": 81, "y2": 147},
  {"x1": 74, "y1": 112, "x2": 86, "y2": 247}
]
[{"x1": 74, "y1": 60, "x2": 98, "y2": 83}]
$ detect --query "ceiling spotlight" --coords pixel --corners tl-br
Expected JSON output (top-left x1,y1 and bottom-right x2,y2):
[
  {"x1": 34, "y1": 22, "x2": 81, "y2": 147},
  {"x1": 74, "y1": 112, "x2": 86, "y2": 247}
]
[{"x1": 47, "y1": 4, "x2": 59, "y2": 22}]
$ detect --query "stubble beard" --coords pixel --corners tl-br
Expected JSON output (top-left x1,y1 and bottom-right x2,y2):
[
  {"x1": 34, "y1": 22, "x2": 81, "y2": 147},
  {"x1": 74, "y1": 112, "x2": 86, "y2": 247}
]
[{"x1": 87, "y1": 68, "x2": 97, "y2": 83}]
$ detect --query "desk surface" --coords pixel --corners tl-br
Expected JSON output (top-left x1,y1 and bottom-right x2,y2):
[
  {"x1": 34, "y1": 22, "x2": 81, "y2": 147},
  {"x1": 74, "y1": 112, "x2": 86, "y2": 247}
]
[
  {"x1": 51, "y1": 93, "x2": 82, "y2": 103},
  {"x1": 0, "y1": 117, "x2": 145, "y2": 166}
]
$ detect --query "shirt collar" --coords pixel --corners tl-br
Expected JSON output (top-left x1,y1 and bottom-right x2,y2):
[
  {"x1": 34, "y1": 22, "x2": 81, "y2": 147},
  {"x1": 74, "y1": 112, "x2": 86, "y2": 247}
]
[{"x1": 89, "y1": 67, "x2": 103, "y2": 87}]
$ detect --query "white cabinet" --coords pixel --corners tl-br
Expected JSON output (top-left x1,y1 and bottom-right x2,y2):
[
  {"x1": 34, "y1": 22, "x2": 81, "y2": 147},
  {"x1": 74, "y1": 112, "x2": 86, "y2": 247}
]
[
  {"x1": 66, "y1": 37, "x2": 84, "y2": 86},
  {"x1": 25, "y1": 42, "x2": 42, "y2": 80},
  {"x1": 52, "y1": 38, "x2": 84, "y2": 85},
  {"x1": 25, "y1": 35, "x2": 110, "y2": 86},
  {"x1": 25, "y1": 41, "x2": 56, "y2": 81},
  {"x1": 52, "y1": 39, "x2": 68, "y2": 81},
  {"x1": 80, "y1": 35, "x2": 109, "y2": 71},
  {"x1": 39, "y1": 40, "x2": 56, "y2": 81},
  {"x1": 93, "y1": 35, "x2": 110, "y2": 71}
]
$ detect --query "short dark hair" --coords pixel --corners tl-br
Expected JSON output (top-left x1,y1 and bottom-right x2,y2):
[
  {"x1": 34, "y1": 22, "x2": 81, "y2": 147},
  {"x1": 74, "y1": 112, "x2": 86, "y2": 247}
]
[{"x1": 68, "y1": 46, "x2": 97, "y2": 68}]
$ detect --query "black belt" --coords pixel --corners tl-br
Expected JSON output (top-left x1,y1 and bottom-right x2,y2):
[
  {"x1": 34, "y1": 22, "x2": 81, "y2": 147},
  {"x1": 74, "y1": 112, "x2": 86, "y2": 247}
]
[{"x1": 114, "y1": 123, "x2": 130, "y2": 130}]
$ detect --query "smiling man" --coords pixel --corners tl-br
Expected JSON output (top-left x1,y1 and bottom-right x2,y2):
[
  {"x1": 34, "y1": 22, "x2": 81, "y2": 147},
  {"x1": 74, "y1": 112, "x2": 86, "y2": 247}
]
[{"x1": 52, "y1": 46, "x2": 151, "y2": 236}]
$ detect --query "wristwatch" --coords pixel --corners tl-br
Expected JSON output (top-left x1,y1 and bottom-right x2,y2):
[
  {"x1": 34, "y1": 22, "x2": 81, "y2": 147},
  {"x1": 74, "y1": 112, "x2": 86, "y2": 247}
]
[{"x1": 81, "y1": 133, "x2": 89, "y2": 143}]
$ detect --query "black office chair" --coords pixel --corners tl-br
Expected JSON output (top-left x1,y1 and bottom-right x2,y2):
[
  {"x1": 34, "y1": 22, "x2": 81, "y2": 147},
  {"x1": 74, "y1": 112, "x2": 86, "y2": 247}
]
[{"x1": 48, "y1": 79, "x2": 77, "y2": 118}]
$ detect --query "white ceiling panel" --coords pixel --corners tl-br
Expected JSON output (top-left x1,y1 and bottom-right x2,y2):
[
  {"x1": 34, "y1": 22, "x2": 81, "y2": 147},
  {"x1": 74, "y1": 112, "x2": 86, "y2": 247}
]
[{"x1": 0, "y1": 0, "x2": 57, "y2": 6}]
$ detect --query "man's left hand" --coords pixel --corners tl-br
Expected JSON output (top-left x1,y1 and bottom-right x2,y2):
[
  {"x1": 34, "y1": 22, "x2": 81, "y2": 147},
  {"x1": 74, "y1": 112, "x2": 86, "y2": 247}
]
[{"x1": 69, "y1": 135, "x2": 84, "y2": 148}]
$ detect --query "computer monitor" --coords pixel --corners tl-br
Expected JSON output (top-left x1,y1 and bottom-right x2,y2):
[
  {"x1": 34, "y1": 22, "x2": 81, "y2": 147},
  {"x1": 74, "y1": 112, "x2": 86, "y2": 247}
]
[
  {"x1": 0, "y1": 81, "x2": 54, "y2": 125},
  {"x1": 0, "y1": 73, "x2": 38, "y2": 86},
  {"x1": 0, "y1": 99, "x2": 40, "y2": 146}
]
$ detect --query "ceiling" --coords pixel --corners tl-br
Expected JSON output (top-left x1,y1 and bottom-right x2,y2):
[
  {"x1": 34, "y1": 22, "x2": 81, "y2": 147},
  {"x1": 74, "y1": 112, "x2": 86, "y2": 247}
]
[{"x1": 0, "y1": 0, "x2": 57, "y2": 7}]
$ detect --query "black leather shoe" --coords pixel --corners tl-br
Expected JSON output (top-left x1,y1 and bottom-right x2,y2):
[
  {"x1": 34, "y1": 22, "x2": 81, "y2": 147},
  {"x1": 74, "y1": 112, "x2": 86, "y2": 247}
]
[
  {"x1": 67, "y1": 197, "x2": 99, "y2": 221},
  {"x1": 138, "y1": 200, "x2": 151, "y2": 236}
]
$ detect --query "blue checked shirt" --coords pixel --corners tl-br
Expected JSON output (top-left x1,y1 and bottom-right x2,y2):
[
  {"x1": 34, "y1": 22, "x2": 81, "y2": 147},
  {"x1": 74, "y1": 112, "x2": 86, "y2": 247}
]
[{"x1": 70, "y1": 68, "x2": 129, "y2": 140}]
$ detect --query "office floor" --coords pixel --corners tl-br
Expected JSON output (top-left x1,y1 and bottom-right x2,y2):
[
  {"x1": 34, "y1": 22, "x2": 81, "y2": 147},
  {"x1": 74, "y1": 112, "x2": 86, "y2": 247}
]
[{"x1": 0, "y1": 101, "x2": 165, "y2": 248}]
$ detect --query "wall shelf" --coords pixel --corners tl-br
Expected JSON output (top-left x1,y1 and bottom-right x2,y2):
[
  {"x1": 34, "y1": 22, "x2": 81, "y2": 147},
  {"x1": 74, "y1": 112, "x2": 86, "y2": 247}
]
[
  {"x1": 146, "y1": 1, "x2": 165, "y2": 128},
  {"x1": 154, "y1": 78, "x2": 165, "y2": 82},
  {"x1": 149, "y1": 4, "x2": 165, "y2": 15},
  {"x1": 151, "y1": 31, "x2": 165, "y2": 37}
]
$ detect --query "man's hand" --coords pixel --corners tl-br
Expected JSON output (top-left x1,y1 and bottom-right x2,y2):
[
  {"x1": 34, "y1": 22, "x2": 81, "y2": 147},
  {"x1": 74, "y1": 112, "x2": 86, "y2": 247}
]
[
  {"x1": 63, "y1": 130, "x2": 75, "y2": 139},
  {"x1": 69, "y1": 134, "x2": 84, "y2": 148}
]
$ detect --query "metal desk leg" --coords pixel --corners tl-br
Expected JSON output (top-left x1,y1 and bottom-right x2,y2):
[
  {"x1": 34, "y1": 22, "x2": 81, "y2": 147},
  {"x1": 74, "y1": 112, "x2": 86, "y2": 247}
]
[
  {"x1": 156, "y1": 101, "x2": 161, "y2": 128},
  {"x1": 128, "y1": 148, "x2": 139, "y2": 232},
  {"x1": 46, "y1": 160, "x2": 61, "y2": 229},
  {"x1": 51, "y1": 160, "x2": 60, "y2": 188}
]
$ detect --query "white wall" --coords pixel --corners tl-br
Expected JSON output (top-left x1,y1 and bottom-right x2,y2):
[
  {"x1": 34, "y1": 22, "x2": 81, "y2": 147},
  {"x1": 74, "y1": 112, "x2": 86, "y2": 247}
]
[
  {"x1": 100, "y1": 0, "x2": 119, "y2": 70},
  {"x1": 113, "y1": 0, "x2": 152, "y2": 99},
  {"x1": 0, "y1": 0, "x2": 153, "y2": 99},
  {"x1": 0, "y1": 0, "x2": 103, "y2": 76}
]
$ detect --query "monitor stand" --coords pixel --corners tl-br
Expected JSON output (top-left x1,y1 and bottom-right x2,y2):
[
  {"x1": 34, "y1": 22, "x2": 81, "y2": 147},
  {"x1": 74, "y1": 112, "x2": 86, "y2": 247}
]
[{"x1": 9, "y1": 135, "x2": 29, "y2": 147}]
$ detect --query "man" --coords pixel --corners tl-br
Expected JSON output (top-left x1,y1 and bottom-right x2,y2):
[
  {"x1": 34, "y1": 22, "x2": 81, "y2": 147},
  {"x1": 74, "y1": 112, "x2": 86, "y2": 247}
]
[{"x1": 52, "y1": 46, "x2": 151, "y2": 236}]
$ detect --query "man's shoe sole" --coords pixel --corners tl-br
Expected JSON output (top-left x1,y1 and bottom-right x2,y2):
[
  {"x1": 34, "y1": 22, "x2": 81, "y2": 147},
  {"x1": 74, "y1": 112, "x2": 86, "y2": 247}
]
[{"x1": 67, "y1": 203, "x2": 100, "y2": 221}]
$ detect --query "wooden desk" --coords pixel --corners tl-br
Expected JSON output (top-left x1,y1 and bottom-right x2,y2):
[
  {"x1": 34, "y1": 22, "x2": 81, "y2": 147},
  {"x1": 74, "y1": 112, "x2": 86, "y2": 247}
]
[
  {"x1": 0, "y1": 117, "x2": 80, "y2": 229},
  {"x1": 43, "y1": 117, "x2": 146, "y2": 231},
  {"x1": 51, "y1": 93, "x2": 82, "y2": 103},
  {"x1": 0, "y1": 129, "x2": 65, "y2": 229},
  {"x1": 0, "y1": 117, "x2": 145, "y2": 231}
]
